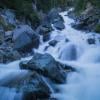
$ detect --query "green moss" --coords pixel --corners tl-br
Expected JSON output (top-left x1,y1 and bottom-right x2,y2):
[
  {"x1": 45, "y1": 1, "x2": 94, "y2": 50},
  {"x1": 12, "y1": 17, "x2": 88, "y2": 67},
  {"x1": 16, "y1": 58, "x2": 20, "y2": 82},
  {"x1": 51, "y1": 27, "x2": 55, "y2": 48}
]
[{"x1": 95, "y1": 24, "x2": 100, "y2": 33}]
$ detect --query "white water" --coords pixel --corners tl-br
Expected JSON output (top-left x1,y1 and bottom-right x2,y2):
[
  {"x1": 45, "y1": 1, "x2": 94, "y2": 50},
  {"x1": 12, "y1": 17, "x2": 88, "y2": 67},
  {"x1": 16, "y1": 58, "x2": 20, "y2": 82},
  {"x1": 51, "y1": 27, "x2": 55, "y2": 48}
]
[
  {"x1": 36, "y1": 10, "x2": 100, "y2": 100},
  {"x1": 0, "y1": 9, "x2": 100, "y2": 100}
]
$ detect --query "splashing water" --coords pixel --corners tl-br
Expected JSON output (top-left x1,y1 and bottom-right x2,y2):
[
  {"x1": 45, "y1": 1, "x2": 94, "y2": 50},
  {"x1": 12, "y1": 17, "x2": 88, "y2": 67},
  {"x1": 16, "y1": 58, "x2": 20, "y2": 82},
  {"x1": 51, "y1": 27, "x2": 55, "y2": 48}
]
[{"x1": 0, "y1": 57, "x2": 32, "y2": 100}]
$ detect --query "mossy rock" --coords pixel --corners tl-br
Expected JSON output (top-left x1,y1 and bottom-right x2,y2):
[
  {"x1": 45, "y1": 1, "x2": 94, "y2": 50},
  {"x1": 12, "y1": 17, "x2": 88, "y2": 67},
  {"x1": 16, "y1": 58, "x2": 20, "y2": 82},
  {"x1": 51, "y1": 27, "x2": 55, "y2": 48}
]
[{"x1": 95, "y1": 24, "x2": 100, "y2": 33}]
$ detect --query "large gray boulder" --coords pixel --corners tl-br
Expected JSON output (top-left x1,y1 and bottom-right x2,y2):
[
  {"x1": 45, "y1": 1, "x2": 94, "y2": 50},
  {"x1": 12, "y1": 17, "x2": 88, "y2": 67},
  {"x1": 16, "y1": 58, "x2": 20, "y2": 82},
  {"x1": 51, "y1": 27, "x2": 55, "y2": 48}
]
[
  {"x1": 13, "y1": 27, "x2": 40, "y2": 52},
  {"x1": 13, "y1": 25, "x2": 34, "y2": 40},
  {"x1": 20, "y1": 53, "x2": 66, "y2": 83}
]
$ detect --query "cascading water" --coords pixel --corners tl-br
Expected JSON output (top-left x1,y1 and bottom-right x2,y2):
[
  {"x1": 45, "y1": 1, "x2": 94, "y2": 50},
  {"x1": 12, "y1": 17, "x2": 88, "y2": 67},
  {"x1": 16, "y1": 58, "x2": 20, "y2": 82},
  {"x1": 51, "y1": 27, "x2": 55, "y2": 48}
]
[
  {"x1": 0, "y1": 9, "x2": 100, "y2": 100},
  {"x1": 58, "y1": 43, "x2": 77, "y2": 61},
  {"x1": 0, "y1": 57, "x2": 32, "y2": 100},
  {"x1": 37, "y1": 10, "x2": 100, "y2": 100}
]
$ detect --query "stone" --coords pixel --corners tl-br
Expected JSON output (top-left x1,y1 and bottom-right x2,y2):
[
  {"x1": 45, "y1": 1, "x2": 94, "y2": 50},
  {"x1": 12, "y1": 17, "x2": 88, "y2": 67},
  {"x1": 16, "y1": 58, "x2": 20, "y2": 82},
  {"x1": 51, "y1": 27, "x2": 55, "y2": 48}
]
[
  {"x1": 14, "y1": 31, "x2": 39, "y2": 52},
  {"x1": 87, "y1": 38, "x2": 95, "y2": 44},
  {"x1": 22, "y1": 73, "x2": 51, "y2": 99},
  {"x1": 20, "y1": 53, "x2": 66, "y2": 83}
]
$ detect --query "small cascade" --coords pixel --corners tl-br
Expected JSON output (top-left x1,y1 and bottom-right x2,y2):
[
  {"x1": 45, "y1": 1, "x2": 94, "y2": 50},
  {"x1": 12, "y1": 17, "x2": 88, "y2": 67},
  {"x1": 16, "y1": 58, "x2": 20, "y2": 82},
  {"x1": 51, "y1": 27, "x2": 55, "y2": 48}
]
[
  {"x1": 59, "y1": 43, "x2": 77, "y2": 61},
  {"x1": 79, "y1": 47, "x2": 100, "y2": 63}
]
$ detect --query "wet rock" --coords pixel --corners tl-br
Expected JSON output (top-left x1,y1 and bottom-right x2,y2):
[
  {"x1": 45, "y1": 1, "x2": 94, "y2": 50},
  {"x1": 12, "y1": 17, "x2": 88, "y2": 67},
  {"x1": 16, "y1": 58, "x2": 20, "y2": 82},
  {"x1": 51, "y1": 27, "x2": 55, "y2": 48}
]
[
  {"x1": 13, "y1": 25, "x2": 35, "y2": 40},
  {"x1": 20, "y1": 53, "x2": 66, "y2": 83},
  {"x1": 22, "y1": 73, "x2": 51, "y2": 99},
  {"x1": 14, "y1": 31, "x2": 39, "y2": 52},
  {"x1": 53, "y1": 21, "x2": 65, "y2": 30},
  {"x1": 49, "y1": 40, "x2": 58, "y2": 47},
  {"x1": 87, "y1": 38, "x2": 95, "y2": 44},
  {"x1": 65, "y1": 38, "x2": 69, "y2": 42},
  {"x1": 47, "y1": 9, "x2": 65, "y2": 30}
]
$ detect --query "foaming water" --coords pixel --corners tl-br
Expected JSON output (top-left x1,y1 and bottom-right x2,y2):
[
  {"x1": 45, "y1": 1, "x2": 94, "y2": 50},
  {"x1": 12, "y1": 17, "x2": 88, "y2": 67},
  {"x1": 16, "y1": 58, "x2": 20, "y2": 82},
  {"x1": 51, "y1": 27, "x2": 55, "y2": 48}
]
[{"x1": 79, "y1": 47, "x2": 100, "y2": 63}]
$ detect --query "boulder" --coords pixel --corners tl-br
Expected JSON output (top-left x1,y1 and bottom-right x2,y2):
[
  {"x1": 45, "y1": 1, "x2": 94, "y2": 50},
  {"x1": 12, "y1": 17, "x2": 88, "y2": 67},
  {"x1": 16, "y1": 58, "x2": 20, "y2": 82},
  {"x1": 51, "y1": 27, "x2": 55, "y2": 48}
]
[
  {"x1": 87, "y1": 38, "x2": 95, "y2": 44},
  {"x1": 22, "y1": 73, "x2": 51, "y2": 99},
  {"x1": 13, "y1": 25, "x2": 35, "y2": 41},
  {"x1": 14, "y1": 31, "x2": 39, "y2": 52},
  {"x1": 20, "y1": 53, "x2": 66, "y2": 83}
]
